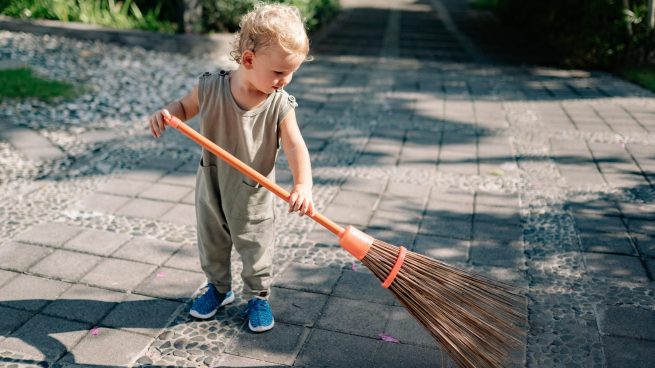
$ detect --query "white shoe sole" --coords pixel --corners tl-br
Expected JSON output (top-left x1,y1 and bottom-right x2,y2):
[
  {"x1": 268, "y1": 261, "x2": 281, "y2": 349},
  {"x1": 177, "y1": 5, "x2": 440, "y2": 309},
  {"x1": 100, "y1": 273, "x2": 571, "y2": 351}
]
[
  {"x1": 189, "y1": 292, "x2": 235, "y2": 319},
  {"x1": 248, "y1": 318, "x2": 274, "y2": 332}
]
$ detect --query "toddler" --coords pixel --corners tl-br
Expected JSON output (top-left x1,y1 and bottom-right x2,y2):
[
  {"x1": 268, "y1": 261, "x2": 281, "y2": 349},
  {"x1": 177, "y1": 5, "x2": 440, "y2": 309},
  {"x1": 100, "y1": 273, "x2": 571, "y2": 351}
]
[{"x1": 148, "y1": 3, "x2": 314, "y2": 332}]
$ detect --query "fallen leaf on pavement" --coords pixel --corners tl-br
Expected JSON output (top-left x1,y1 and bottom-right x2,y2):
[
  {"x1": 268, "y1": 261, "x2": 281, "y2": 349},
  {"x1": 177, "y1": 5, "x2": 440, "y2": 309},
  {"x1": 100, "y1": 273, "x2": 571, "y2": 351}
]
[{"x1": 378, "y1": 333, "x2": 400, "y2": 343}]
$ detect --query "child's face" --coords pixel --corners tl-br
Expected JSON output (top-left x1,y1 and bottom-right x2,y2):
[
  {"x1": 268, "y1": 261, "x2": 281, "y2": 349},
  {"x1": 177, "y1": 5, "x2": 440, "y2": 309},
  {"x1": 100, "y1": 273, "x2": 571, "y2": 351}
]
[{"x1": 247, "y1": 44, "x2": 304, "y2": 94}]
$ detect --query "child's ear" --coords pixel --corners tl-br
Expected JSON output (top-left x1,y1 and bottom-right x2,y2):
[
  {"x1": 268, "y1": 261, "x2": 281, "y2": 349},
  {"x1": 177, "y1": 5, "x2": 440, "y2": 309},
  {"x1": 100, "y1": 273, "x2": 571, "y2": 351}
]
[{"x1": 242, "y1": 50, "x2": 255, "y2": 69}]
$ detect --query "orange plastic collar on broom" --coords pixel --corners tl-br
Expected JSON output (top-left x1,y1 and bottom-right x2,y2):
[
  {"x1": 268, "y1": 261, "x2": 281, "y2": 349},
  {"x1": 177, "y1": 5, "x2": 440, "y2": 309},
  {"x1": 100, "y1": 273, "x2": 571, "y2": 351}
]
[
  {"x1": 339, "y1": 226, "x2": 373, "y2": 260},
  {"x1": 382, "y1": 246, "x2": 407, "y2": 288}
]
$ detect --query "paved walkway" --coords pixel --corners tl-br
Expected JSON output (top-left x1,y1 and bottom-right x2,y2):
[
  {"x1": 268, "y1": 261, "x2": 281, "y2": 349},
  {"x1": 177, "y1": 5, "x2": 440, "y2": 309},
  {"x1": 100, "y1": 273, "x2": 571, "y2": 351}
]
[{"x1": 1, "y1": 0, "x2": 654, "y2": 367}]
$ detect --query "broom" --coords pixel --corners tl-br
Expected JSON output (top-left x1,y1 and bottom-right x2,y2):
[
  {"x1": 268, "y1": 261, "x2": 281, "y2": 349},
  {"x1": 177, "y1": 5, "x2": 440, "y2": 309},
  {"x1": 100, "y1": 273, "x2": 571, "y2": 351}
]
[{"x1": 164, "y1": 116, "x2": 526, "y2": 368}]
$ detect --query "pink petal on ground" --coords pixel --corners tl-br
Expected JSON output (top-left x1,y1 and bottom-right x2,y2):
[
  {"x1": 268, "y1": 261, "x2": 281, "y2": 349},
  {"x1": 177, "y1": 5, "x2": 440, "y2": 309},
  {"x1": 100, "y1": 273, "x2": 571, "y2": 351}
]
[
  {"x1": 90, "y1": 327, "x2": 100, "y2": 336},
  {"x1": 378, "y1": 332, "x2": 400, "y2": 343},
  {"x1": 351, "y1": 263, "x2": 358, "y2": 271},
  {"x1": 156, "y1": 272, "x2": 166, "y2": 278}
]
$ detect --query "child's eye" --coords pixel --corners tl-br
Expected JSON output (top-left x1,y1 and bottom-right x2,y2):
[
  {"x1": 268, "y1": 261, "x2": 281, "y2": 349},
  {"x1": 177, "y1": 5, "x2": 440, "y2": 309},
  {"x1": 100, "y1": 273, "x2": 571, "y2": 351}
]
[{"x1": 274, "y1": 71, "x2": 284, "y2": 75}]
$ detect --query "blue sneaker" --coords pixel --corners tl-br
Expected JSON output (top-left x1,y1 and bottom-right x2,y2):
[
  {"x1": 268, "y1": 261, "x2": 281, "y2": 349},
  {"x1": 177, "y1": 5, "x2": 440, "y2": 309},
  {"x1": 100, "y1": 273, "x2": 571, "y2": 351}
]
[
  {"x1": 189, "y1": 284, "x2": 234, "y2": 319},
  {"x1": 244, "y1": 297, "x2": 275, "y2": 332}
]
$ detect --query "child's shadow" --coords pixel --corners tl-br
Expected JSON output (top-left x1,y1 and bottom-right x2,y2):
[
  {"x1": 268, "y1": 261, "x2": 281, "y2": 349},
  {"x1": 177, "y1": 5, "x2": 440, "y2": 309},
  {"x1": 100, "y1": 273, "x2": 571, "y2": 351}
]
[{"x1": 0, "y1": 298, "x2": 197, "y2": 367}]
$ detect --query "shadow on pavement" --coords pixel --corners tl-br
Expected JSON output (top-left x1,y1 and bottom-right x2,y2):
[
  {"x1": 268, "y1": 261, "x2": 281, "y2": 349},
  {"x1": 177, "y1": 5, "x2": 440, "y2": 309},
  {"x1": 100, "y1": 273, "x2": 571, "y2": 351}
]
[{"x1": 0, "y1": 298, "x2": 197, "y2": 365}]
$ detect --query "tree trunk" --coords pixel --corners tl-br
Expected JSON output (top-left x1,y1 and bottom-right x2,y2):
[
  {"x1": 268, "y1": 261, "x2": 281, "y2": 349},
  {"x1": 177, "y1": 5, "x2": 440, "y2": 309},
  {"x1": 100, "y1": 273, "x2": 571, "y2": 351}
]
[
  {"x1": 176, "y1": 0, "x2": 184, "y2": 33},
  {"x1": 623, "y1": 0, "x2": 633, "y2": 35},
  {"x1": 177, "y1": 0, "x2": 204, "y2": 34}
]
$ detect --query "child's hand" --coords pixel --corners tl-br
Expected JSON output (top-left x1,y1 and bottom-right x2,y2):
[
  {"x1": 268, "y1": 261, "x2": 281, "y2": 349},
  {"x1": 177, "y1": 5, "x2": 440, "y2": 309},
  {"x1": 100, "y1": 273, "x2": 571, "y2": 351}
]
[
  {"x1": 288, "y1": 184, "x2": 314, "y2": 217},
  {"x1": 149, "y1": 109, "x2": 172, "y2": 138}
]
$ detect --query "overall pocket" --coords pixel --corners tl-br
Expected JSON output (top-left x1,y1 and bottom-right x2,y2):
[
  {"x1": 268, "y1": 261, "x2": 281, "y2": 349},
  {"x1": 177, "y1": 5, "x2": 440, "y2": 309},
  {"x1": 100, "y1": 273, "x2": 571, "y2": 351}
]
[
  {"x1": 195, "y1": 158, "x2": 221, "y2": 211},
  {"x1": 229, "y1": 180, "x2": 274, "y2": 221}
]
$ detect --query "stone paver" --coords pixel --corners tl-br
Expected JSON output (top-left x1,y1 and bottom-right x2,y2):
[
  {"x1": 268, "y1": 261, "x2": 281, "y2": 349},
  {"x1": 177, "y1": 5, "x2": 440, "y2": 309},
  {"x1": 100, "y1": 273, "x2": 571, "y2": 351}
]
[
  {"x1": 322, "y1": 203, "x2": 371, "y2": 227},
  {"x1": 60, "y1": 328, "x2": 152, "y2": 366},
  {"x1": 0, "y1": 314, "x2": 88, "y2": 361},
  {"x1": 385, "y1": 306, "x2": 437, "y2": 348},
  {"x1": 0, "y1": 242, "x2": 52, "y2": 272},
  {"x1": 225, "y1": 323, "x2": 308, "y2": 366},
  {"x1": 159, "y1": 172, "x2": 197, "y2": 187},
  {"x1": 317, "y1": 297, "x2": 391, "y2": 338},
  {"x1": 28, "y1": 249, "x2": 102, "y2": 282},
  {"x1": 583, "y1": 253, "x2": 649, "y2": 283},
  {"x1": 419, "y1": 216, "x2": 471, "y2": 239},
  {"x1": 98, "y1": 177, "x2": 152, "y2": 197},
  {"x1": 413, "y1": 234, "x2": 469, "y2": 263},
  {"x1": 0, "y1": 306, "x2": 34, "y2": 337},
  {"x1": 374, "y1": 344, "x2": 444, "y2": 368},
  {"x1": 63, "y1": 228, "x2": 131, "y2": 256},
  {"x1": 0, "y1": 0, "x2": 654, "y2": 366},
  {"x1": 217, "y1": 354, "x2": 284, "y2": 367},
  {"x1": 269, "y1": 287, "x2": 329, "y2": 327},
  {"x1": 117, "y1": 168, "x2": 167, "y2": 183},
  {"x1": 159, "y1": 203, "x2": 197, "y2": 226},
  {"x1": 272, "y1": 263, "x2": 341, "y2": 295},
  {"x1": 41, "y1": 284, "x2": 127, "y2": 325},
  {"x1": 578, "y1": 231, "x2": 637, "y2": 255},
  {"x1": 163, "y1": 244, "x2": 201, "y2": 271},
  {"x1": 14, "y1": 223, "x2": 82, "y2": 247},
  {"x1": 332, "y1": 269, "x2": 396, "y2": 304},
  {"x1": 597, "y1": 305, "x2": 655, "y2": 340},
  {"x1": 469, "y1": 238, "x2": 524, "y2": 268},
  {"x1": 80, "y1": 258, "x2": 157, "y2": 292},
  {"x1": 134, "y1": 266, "x2": 205, "y2": 301},
  {"x1": 633, "y1": 233, "x2": 655, "y2": 257},
  {"x1": 71, "y1": 193, "x2": 132, "y2": 214},
  {"x1": 138, "y1": 182, "x2": 192, "y2": 202},
  {"x1": 112, "y1": 236, "x2": 182, "y2": 265},
  {"x1": 100, "y1": 293, "x2": 182, "y2": 337},
  {"x1": 0, "y1": 122, "x2": 65, "y2": 162},
  {"x1": 115, "y1": 198, "x2": 175, "y2": 219},
  {"x1": 601, "y1": 336, "x2": 655, "y2": 368},
  {"x1": 294, "y1": 329, "x2": 380, "y2": 368},
  {"x1": 0, "y1": 274, "x2": 71, "y2": 312}
]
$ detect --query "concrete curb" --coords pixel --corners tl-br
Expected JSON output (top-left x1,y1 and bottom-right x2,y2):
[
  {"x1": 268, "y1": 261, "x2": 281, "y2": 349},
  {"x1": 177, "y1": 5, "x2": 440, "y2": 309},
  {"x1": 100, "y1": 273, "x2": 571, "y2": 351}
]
[{"x1": 0, "y1": 15, "x2": 233, "y2": 59}]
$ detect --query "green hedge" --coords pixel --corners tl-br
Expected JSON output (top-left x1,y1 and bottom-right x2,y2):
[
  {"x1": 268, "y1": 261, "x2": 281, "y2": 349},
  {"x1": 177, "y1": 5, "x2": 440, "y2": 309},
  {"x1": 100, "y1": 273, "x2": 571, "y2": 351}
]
[
  {"x1": 494, "y1": 0, "x2": 653, "y2": 68},
  {"x1": 203, "y1": 0, "x2": 340, "y2": 33},
  {"x1": 0, "y1": 0, "x2": 339, "y2": 35},
  {"x1": 0, "y1": 0, "x2": 177, "y2": 32}
]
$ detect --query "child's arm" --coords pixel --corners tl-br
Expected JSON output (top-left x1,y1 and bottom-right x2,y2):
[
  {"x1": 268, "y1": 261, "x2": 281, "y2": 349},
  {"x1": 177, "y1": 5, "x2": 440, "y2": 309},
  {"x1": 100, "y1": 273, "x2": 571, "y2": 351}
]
[
  {"x1": 279, "y1": 109, "x2": 314, "y2": 217},
  {"x1": 149, "y1": 84, "x2": 200, "y2": 138}
]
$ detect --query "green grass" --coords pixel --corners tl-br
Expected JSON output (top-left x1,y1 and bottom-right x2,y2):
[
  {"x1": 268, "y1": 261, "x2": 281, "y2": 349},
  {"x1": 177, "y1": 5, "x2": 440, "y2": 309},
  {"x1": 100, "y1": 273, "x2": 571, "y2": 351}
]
[
  {"x1": 619, "y1": 67, "x2": 655, "y2": 93},
  {"x1": 0, "y1": 68, "x2": 79, "y2": 101}
]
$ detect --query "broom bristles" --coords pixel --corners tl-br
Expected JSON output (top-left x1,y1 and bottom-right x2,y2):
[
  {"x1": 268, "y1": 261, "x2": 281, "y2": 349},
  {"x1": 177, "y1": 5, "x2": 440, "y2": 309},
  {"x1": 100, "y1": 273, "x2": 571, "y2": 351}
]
[{"x1": 362, "y1": 239, "x2": 527, "y2": 368}]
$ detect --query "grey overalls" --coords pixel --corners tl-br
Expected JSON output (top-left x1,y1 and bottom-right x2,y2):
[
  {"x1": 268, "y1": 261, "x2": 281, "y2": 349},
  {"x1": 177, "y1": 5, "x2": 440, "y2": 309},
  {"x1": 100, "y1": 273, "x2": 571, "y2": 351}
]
[{"x1": 195, "y1": 70, "x2": 297, "y2": 298}]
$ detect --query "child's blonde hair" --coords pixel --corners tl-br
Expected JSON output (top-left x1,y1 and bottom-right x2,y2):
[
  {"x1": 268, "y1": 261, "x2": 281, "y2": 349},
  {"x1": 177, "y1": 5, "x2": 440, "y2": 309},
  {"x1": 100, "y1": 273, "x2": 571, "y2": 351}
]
[{"x1": 231, "y1": 3, "x2": 310, "y2": 63}]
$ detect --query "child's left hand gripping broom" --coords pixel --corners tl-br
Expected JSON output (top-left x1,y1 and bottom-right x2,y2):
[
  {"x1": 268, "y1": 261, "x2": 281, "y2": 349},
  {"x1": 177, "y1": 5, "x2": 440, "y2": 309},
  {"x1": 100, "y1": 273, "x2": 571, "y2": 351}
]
[{"x1": 165, "y1": 116, "x2": 526, "y2": 368}]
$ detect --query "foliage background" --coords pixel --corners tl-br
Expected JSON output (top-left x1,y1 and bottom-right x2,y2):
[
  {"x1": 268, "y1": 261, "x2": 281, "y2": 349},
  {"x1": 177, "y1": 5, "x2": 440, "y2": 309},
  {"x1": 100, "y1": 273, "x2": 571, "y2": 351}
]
[
  {"x1": 0, "y1": 0, "x2": 178, "y2": 32},
  {"x1": 0, "y1": 0, "x2": 339, "y2": 34},
  {"x1": 494, "y1": 0, "x2": 653, "y2": 68},
  {"x1": 4, "y1": 0, "x2": 651, "y2": 71},
  {"x1": 203, "y1": 0, "x2": 339, "y2": 32}
]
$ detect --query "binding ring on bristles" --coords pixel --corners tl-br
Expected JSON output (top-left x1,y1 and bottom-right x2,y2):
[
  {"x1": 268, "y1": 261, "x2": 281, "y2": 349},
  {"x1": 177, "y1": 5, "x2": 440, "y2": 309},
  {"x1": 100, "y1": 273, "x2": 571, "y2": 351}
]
[{"x1": 382, "y1": 246, "x2": 407, "y2": 288}]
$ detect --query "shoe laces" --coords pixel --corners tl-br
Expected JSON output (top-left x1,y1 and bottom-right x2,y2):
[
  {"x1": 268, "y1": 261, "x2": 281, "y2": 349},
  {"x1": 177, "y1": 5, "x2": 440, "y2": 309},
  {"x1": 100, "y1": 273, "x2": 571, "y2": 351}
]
[
  {"x1": 198, "y1": 284, "x2": 219, "y2": 306},
  {"x1": 241, "y1": 298, "x2": 268, "y2": 317}
]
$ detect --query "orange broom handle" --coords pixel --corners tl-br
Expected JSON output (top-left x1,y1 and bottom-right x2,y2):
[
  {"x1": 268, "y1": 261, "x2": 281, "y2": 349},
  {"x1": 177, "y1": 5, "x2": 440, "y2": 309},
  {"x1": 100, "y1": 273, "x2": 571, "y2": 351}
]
[{"x1": 165, "y1": 116, "x2": 345, "y2": 237}]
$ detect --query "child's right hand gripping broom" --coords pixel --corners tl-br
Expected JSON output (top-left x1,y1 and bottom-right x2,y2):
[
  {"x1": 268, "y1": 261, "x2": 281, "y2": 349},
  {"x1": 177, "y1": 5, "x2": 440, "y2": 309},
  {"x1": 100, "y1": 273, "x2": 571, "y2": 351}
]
[{"x1": 165, "y1": 115, "x2": 526, "y2": 368}]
